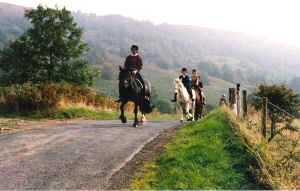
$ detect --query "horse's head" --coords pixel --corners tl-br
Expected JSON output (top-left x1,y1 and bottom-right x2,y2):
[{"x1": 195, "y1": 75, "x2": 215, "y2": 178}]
[
  {"x1": 119, "y1": 66, "x2": 130, "y2": 81},
  {"x1": 175, "y1": 78, "x2": 184, "y2": 89},
  {"x1": 174, "y1": 78, "x2": 189, "y2": 103}
]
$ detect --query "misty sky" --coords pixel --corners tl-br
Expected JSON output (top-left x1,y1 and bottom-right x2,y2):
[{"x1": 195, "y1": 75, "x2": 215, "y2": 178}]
[{"x1": 2, "y1": 0, "x2": 300, "y2": 47}]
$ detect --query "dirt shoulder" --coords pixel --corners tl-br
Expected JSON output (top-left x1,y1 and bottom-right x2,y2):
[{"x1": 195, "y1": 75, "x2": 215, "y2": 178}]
[{"x1": 106, "y1": 125, "x2": 181, "y2": 190}]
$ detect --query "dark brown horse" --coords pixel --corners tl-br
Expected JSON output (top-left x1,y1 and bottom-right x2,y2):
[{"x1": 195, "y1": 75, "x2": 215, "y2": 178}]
[{"x1": 118, "y1": 66, "x2": 154, "y2": 127}]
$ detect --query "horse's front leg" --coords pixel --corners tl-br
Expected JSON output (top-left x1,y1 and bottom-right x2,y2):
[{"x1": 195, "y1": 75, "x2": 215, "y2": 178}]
[
  {"x1": 133, "y1": 103, "x2": 139, "y2": 127},
  {"x1": 186, "y1": 103, "x2": 193, "y2": 121},
  {"x1": 178, "y1": 104, "x2": 184, "y2": 123},
  {"x1": 119, "y1": 101, "x2": 127, "y2": 124},
  {"x1": 191, "y1": 100, "x2": 195, "y2": 121},
  {"x1": 140, "y1": 113, "x2": 147, "y2": 123}
]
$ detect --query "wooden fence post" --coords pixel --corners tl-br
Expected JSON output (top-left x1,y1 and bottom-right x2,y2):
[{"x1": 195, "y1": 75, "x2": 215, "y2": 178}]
[
  {"x1": 270, "y1": 118, "x2": 276, "y2": 141},
  {"x1": 229, "y1": 88, "x2": 233, "y2": 108},
  {"x1": 262, "y1": 97, "x2": 268, "y2": 138},
  {"x1": 236, "y1": 84, "x2": 241, "y2": 116},
  {"x1": 242, "y1": 90, "x2": 248, "y2": 118},
  {"x1": 229, "y1": 88, "x2": 236, "y2": 110}
]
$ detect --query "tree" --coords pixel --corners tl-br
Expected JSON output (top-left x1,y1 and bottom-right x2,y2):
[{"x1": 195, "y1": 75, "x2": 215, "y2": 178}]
[
  {"x1": 252, "y1": 84, "x2": 300, "y2": 122},
  {"x1": 0, "y1": 5, "x2": 99, "y2": 86}
]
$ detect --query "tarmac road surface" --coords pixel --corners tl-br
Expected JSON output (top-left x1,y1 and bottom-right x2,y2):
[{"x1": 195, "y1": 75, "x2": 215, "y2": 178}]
[{"x1": 0, "y1": 120, "x2": 180, "y2": 189}]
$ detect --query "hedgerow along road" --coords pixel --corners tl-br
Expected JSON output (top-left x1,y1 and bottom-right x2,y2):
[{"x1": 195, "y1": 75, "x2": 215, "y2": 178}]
[{"x1": 0, "y1": 120, "x2": 180, "y2": 190}]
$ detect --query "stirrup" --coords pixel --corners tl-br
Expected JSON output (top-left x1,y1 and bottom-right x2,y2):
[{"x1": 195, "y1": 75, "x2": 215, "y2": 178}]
[{"x1": 136, "y1": 79, "x2": 144, "y2": 89}]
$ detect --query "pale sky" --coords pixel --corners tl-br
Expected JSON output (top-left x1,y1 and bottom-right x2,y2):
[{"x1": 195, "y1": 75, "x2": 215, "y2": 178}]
[{"x1": 2, "y1": 0, "x2": 300, "y2": 47}]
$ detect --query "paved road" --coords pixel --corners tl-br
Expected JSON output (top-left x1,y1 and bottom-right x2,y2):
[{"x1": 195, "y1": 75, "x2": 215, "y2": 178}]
[{"x1": 0, "y1": 120, "x2": 180, "y2": 190}]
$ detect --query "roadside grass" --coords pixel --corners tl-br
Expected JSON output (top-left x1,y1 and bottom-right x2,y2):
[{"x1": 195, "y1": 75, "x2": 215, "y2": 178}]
[
  {"x1": 0, "y1": 107, "x2": 180, "y2": 121},
  {"x1": 223, "y1": 106, "x2": 299, "y2": 189},
  {"x1": 131, "y1": 109, "x2": 266, "y2": 190}
]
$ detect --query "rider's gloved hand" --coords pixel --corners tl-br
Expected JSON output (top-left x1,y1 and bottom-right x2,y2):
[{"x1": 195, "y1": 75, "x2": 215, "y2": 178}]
[{"x1": 132, "y1": 70, "x2": 138, "y2": 75}]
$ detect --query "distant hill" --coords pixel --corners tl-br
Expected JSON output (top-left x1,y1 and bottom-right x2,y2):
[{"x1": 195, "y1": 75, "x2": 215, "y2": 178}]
[{"x1": 1, "y1": 2, "x2": 299, "y2": 111}]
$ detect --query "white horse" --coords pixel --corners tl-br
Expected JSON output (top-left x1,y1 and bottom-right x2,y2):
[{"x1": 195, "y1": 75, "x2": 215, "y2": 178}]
[{"x1": 174, "y1": 78, "x2": 196, "y2": 123}]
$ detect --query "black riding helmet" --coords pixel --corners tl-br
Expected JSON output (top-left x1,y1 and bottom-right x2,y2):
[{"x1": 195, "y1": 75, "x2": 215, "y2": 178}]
[{"x1": 131, "y1": 45, "x2": 139, "y2": 50}]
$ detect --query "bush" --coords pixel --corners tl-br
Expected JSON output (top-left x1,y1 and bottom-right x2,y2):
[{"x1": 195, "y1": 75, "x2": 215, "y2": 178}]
[
  {"x1": 252, "y1": 84, "x2": 300, "y2": 122},
  {"x1": 0, "y1": 83, "x2": 122, "y2": 113}
]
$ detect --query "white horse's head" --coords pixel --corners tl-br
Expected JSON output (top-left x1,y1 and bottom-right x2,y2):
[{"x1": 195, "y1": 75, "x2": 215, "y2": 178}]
[{"x1": 174, "y1": 78, "x2": 190, "y2": 103}]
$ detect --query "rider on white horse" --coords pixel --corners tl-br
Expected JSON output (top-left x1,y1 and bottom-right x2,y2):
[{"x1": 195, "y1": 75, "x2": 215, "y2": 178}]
[
  {"x1": 171, "y1": 68, "x2": 193, "y2": 102},
  {"x1": 172, "y1": 68, "x2": 196, "y2": 122}
]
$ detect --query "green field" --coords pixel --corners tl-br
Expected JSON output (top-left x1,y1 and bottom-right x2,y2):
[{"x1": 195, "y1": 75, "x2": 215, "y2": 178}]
[{"x1": 131, "y1": 109, "x2": 265, "y2": 189}]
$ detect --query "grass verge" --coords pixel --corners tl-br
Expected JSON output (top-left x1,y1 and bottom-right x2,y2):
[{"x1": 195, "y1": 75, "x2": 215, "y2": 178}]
[
  {"x1": 131, "y1": 109, "x2": 267, "y2": 190},
  {"x1": 0, "y1": 107, "x2": 180, "y2": 121},
  {"x1": 223, "y1": 106, "x2": 299, "y2": 189}
]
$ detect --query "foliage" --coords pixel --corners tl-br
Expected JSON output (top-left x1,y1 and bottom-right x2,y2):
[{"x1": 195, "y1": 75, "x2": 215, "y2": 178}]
[
  {"x1": 131, "y1": 110, "x2": 265, "y2": 189},
  {"x1": 0, "y1": 83, "x2": 120, "y2": 113},
  {"x1": 0, "y1": 5, "x2": 99, "y2": 86},
  {"x1": 223, "y1": 106, "x2": 300, "y2": 189},
  {"x1": 252, "y1": 84, "x2": 300, "y2": 122}
]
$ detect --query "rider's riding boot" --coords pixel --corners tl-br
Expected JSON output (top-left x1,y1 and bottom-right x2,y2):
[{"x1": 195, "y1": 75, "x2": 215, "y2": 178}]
[{"x1": 171, "y1": 93, "x2": 177, "y2": 102}]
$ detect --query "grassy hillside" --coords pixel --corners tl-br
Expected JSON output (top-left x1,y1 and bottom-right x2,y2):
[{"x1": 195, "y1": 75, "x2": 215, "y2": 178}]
[
  {"x1": 131, "y1": 109, "x2": 267, "y2": 189},
  {"x1": 0, "y1": 2, "x2": 298, "y2": 111}
]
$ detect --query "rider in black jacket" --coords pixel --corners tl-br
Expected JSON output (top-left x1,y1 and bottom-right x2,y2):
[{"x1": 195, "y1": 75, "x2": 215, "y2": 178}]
[
  {"x1": 171, "y1": 68, "x2": 193, "y2": 102},
  {"x1": 117, "y1": 45, "x2": 145, "y2": 102}
]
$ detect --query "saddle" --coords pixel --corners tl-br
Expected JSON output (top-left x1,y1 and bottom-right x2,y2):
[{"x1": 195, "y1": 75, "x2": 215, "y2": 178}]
[{"x1": 129, "y1": 75, "x2": 143, "y2": 94}]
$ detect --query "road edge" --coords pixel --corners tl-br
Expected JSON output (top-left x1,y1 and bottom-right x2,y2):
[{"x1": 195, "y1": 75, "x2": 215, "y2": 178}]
[{"x1": 106, "y1": 123, "x2": 184, "y2": 189}]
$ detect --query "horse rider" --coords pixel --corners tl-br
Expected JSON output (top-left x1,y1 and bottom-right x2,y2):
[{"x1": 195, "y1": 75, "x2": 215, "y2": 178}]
[
  {"x1": 191, "y1": 69, "x2": 206, "y2": 104},
  {"x1": 118, "y1": 45, "x2": 145, "y2": 101},
  {"x1": 171, "y1": 67, "x2": 193, "y2": 102},
  {"x1": 219, "y1": 94, "x2": 227, "y2": 106}
]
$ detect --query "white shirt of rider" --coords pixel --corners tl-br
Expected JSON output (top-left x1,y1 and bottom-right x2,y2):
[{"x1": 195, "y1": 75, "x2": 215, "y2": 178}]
[{"x1": 131, "y1": 53, "x2": 139, "y2": 56}]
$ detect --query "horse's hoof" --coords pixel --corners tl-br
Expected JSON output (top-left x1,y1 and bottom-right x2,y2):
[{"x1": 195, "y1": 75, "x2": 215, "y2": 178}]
[
  {"x1": 187, "y1": 118, "x2": 193, "y2": 121},
  {"x1": 119, "y1": 116, "x2": 127, "y2": 124},
  {"x1": 133, "y1": 123, "x2": 139, "y2": 128}
]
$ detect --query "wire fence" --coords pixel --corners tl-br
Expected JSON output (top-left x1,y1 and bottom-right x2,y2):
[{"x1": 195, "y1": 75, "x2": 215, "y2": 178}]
[{"x1": 227, "y1": 88, "x2": 299, "y2": 189}]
